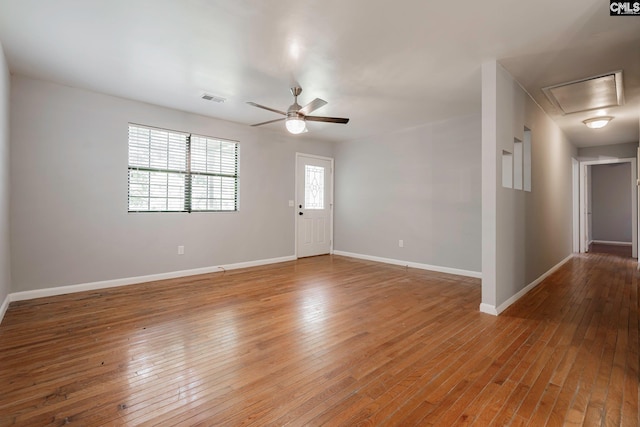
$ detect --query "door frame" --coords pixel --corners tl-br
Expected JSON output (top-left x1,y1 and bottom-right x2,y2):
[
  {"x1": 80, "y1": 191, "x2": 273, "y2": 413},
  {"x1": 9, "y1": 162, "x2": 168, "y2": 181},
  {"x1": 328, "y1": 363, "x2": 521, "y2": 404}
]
[
  {"x1": 579, "y1": 157, "x2": 637, "y2": 257},
  {"x1": 572, "y1": 158, "x2": 580, "y2": 253},
  {"x1": 294, "y1": 152, "x2": 334, "y2": 258}
]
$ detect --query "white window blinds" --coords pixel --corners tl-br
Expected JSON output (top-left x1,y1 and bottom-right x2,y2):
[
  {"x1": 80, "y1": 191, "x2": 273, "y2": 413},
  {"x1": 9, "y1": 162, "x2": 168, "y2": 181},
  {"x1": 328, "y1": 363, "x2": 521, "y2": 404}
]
[{"x1": 128, "y1": 124, "x2": 239, "y2": 212}]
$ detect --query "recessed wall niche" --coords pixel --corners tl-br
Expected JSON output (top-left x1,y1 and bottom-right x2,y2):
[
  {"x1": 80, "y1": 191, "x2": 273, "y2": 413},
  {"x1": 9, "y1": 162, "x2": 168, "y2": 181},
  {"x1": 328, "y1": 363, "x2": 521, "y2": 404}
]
[
  {"x1": 502, "y1": 150, "x2": 513, "y2": 189},
  {"x1": 503, "y1": 128, "x2": 532, "y2": 192},
  {"x1": 523, "y1": 128, "x2": 531, "y2": 192},
  {"x1": 513, "y1": 138, "x2": 523, "y2": 190}
]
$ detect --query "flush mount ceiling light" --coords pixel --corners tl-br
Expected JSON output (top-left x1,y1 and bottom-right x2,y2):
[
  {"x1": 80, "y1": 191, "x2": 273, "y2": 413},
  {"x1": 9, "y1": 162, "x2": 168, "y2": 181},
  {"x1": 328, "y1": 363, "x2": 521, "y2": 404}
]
[{"x1": 583, "y1": 116, "x2": 613, "y2": 129}]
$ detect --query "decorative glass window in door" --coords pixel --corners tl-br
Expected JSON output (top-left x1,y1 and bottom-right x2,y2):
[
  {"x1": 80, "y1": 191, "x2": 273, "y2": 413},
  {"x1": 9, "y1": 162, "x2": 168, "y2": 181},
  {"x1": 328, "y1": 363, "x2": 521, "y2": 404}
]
[{"x1": 304, "y1": 165, "x2": 324, "y2": 209}]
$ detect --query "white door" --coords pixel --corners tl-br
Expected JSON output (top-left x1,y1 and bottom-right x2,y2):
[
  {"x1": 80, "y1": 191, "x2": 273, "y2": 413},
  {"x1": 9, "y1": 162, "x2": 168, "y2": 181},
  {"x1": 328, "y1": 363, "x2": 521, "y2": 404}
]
[{"x1": 296, "y1": 154, "x2": 333, "y2": 258}]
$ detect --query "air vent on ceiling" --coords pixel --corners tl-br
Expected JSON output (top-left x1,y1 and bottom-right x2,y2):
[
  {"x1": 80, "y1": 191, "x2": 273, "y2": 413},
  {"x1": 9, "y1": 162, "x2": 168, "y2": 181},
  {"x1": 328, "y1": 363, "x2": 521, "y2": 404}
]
[
  {"x1": 201, "y1": 93, "x2": 226, "y2": 103},
  {"x1": 542, "y1": 71, "x2": 624, "y2": 115}
]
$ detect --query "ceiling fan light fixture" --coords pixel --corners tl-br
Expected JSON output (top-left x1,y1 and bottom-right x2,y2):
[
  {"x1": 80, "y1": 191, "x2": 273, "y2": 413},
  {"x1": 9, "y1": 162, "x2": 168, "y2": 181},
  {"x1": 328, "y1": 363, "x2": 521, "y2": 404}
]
[
  {"x1": 583, "y1": 116, "x2": 613, "y2": 129},
  {"x1": 285, "y1": 117, "x2": 306, "y2": 134},
  {"x1": 248, "y1": 86, "x2": 348, "y2": 132}
]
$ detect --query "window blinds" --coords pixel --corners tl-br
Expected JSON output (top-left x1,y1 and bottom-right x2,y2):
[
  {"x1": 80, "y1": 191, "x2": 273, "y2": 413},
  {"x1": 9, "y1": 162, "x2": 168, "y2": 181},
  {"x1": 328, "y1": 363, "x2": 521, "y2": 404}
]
[
  {"x1": 128, "y1": 124, "x2": 238, "y2": 212},
  {"x1": 190, "y1": 135, "x2": 239, "y2": 212}
]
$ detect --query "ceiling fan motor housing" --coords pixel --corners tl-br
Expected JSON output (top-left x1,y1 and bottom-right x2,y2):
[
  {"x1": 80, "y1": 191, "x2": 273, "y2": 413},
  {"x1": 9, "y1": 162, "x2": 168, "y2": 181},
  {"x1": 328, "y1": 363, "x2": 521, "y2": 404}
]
[
  {"x1": 287, "y1": 104, "x2": 303, "y2": 118},
  {"x1": 288, "y1": 87, "x2": 303, "y2": 117}
]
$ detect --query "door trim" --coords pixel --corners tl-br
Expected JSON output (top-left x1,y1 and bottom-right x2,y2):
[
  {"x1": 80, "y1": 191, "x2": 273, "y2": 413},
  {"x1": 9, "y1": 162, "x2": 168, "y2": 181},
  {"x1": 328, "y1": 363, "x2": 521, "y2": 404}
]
[
  {"x1": 579, "y1": 157, "x2": 637, "y2": 258},
  {"x1": 294, "y1": 153, "x2": 334, "y2": 258},
  {"x1": 572, "y1": 158, "x2": 580, "y2": 253}
]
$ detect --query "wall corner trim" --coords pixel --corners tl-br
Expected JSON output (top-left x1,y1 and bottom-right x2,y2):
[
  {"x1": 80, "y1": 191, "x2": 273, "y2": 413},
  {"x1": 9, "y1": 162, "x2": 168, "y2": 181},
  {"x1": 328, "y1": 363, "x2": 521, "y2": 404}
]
[
  {"x1": 2, "y1": 255, "x2": 296, "y2": 321},
  {"x1": 0, "y1": 294, "x2": 9, "y2": 324},
  {"x1": 494, "y1": 253, "x2": 574, "y2": 315},
  {"x1": 479, "y1": 303, "x2": 498, "y2": 315},
  {"x1": 332, "y1": 250, "x2": 482, "y2": 279}
]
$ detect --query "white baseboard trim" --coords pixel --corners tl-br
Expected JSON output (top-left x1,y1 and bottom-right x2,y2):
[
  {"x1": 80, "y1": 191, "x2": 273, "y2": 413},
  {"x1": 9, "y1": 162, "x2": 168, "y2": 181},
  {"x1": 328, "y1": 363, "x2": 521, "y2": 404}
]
[
  {"x1": 7, "y1": 255, "x2": 297, "y2": 304},
  {"x1": 0, "y1": 293, "x2": 9, "y2": 324},
  {"x1": 591, "y1": 240, "x2": 632, "y2": 246},
  {"x1": 483, "y1": 253, "x2": 574, "y2": 316},
  {"x1": 332, "y1": 250, "x2": 482, "y2": 279},
  {"x1": 479, "y1": 303, "x2": 498, "y2": 316}
]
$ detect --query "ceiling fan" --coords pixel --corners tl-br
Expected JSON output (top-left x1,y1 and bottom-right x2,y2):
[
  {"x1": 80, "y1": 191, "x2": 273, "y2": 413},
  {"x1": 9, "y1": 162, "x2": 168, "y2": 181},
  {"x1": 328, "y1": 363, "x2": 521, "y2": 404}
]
[{"x1": 247, "y1": 87, "x2": 349, "y2": 134}]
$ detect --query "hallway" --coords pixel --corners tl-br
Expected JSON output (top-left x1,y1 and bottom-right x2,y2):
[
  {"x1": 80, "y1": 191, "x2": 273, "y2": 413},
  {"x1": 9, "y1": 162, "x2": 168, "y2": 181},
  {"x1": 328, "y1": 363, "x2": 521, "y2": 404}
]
[{"x1": 498, "y1": 251, "x2": 639, "y2": 425}]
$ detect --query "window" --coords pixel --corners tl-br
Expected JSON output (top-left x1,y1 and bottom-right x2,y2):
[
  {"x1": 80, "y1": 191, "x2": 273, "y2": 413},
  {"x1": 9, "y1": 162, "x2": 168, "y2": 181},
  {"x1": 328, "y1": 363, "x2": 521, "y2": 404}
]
[
  {"x1": 128, "y1": 124, "x2": 238, "y2": 212},
  {"x1": 304, "y1": 165, "x2": 325, "y2": 209}
]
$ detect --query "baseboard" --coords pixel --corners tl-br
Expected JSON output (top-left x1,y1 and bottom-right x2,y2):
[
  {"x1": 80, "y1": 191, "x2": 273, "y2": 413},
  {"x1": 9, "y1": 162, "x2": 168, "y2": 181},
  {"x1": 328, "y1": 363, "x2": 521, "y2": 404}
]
[
  {"x1": 479, "y1": 303, "x2": 498, "y2": 315},
  {"x1": 8, "y1": 255, "x2": 297, "y2": 304},
  {"x1": 491, "y1": 253, "x2": 574, "y2": 315},
  {"x1": 332, "y1": 250, "x2": 482, "y2": 279},
  {"x1": 0, "y1": 293, "x2": 9, "y2": 324},
  {"x1": 591, "y1": 240, "x2": 632, "y2": 246}
]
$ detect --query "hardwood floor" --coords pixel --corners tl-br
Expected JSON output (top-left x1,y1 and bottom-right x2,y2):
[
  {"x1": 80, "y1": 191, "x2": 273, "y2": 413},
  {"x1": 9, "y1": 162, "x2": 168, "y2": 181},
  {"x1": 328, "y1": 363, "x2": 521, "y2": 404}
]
[
  {"x1": 0, "y1": 253, "x2": 637, "y2": 426},
  {"x1": 589, "y1": 242, "x2": 633, "y2": 258}
]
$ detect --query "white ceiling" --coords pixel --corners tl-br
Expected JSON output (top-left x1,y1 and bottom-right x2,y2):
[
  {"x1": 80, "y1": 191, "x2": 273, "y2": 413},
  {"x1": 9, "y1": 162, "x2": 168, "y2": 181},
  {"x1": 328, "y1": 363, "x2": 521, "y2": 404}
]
[{"x1": 0, "y1": 0, "x2": 638, "y2": 146}]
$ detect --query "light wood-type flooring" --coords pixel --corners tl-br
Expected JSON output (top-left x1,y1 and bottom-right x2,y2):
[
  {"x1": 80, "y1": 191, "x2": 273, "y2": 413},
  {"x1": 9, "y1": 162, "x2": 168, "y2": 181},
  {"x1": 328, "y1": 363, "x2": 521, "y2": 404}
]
[{"x1": 0, "y1": 253, "x2": 638, "y2": 426}]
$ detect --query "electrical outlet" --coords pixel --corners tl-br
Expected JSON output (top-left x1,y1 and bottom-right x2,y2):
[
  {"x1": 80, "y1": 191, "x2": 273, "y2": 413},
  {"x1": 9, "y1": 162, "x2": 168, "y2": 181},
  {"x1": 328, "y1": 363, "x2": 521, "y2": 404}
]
[
  {"x1": 178, "y1": 245, "x2": 184, "y2": 255},
  {"x1": 399, "y1": 240, "x2": 404, "y2": 248}
]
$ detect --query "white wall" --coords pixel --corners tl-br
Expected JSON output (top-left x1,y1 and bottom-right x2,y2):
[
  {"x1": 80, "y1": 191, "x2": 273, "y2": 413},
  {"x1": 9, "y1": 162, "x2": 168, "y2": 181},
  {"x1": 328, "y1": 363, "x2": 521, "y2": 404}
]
[
  {"x1": 333, "y1": 115, "x2": 481, "y2": 274},
  {"x1": 482, "y1": 61, "x2": 576, "y2": 313},
  {"x1": 578, "y1": 142, "x2": 638, "y2": 161},
  {"x1": 10, "y1": 75, "x2": 334, "y2": 292},
  {"x1": 0, "y1": 42, "x2": 10, "y2": 308},
  {"x1": 591, "y1": 163, "x2": 632, "y2": 243}
]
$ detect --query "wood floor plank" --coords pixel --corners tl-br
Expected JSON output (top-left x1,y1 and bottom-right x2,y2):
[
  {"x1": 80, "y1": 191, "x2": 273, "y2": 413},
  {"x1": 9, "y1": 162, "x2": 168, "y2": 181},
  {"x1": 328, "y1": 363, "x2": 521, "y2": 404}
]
[{"x1": 0, "y1": 252, "x2": 637, "y2": 426}]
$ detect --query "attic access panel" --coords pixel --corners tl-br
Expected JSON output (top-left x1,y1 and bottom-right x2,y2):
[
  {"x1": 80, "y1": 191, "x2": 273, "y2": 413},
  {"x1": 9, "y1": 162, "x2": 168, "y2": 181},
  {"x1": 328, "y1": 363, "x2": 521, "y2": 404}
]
[{"x1": 542, "y1": 71, "x2": 624, "y2": 115}]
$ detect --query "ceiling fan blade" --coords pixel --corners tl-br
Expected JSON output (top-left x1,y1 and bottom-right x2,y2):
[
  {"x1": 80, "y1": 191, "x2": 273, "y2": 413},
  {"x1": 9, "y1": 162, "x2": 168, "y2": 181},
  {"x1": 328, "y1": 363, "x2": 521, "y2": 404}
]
[
  {"x1": 305, "y1": 116, "x2": 350, "y2": 124},
  {"x1": 251, "y1": 118, "x2": 286, "y2": 127},
  {"x1": 298, "y1": 98, "x2": 328, "y2": 115},
  {"x1": 246, "y1": 102, "x2": 287, "y2": 116}
]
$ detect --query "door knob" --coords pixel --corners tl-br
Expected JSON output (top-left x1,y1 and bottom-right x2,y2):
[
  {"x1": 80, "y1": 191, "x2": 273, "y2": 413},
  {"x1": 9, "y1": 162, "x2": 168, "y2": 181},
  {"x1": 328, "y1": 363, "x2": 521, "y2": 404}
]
[{"x1": 299, "y1": 212, "x2": 303, "y2": 215}]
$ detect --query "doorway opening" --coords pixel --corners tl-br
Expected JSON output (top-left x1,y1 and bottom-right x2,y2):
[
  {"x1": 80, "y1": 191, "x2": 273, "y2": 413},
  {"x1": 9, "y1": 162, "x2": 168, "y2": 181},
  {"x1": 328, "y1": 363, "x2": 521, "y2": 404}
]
[{"x1": 579, "y1": 157, "x2": 637, "y2": 258}]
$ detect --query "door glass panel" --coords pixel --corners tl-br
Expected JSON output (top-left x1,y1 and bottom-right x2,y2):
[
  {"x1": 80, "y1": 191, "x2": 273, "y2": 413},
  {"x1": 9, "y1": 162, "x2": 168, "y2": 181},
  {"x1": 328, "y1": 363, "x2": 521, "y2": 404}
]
[{"x1": 305, "y1": 165, "x2": 324, "y2": 209}]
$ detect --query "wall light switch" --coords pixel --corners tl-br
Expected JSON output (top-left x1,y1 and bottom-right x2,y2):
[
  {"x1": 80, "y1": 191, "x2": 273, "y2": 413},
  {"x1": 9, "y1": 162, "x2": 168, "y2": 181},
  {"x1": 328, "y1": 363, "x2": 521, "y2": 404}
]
[
  {"x1": 178, "y1": 245, "x2": 185, "y2": 255},
  {"x1": 399, "y1": 240, "x2": 404, "y2": 248},
  {"x1": 288, "y1": 200, "x2": 294, "y2": 207}
]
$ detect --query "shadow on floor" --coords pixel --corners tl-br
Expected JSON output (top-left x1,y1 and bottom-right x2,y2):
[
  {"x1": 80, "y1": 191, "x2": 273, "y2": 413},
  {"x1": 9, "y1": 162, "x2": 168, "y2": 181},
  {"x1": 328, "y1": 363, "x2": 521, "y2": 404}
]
[{"x1": 588, "y1": 242, "x2": 633, "y2": 258}]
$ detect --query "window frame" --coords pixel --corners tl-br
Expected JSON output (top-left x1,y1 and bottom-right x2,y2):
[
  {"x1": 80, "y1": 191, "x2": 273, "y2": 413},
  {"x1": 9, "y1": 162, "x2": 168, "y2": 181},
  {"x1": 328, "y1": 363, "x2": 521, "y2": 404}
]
[{"x1": 127, "y1": 123, "x2": 239, "y2": 213}]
